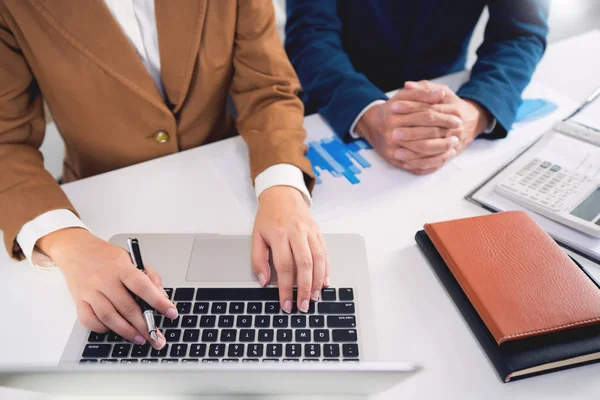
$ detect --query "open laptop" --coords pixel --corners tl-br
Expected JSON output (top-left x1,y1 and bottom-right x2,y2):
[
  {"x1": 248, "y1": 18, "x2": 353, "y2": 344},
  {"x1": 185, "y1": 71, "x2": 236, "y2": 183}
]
[{"x1": 0, "y1": 234, "x2": 419, "y2": 395}]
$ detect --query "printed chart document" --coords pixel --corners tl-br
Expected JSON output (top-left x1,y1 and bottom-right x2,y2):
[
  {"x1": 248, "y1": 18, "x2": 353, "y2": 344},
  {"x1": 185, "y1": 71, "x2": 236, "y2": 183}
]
[
  {"x1": 469, "y1": 131, "x2": 600, "y2": 262},
  {"x1": 211, "y1": 114, "x2": 456, "y2": 222}
]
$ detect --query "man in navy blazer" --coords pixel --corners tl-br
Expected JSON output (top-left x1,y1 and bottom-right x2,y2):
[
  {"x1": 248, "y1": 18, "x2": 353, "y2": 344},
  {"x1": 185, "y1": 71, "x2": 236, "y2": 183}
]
[{"x1": 286, "y1": 1, "x2": 550, "y2": 174}]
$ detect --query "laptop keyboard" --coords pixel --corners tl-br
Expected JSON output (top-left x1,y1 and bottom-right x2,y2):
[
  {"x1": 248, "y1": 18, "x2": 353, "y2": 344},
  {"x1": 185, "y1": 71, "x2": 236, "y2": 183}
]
[{"x1": 79, "y1": 287, "x2": 359, "y2": 364}]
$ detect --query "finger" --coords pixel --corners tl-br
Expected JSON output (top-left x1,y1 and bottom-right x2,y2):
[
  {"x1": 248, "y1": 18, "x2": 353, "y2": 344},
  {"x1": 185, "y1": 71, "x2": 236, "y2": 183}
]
[
  {"x1": 290, "y1": 232, "x2": 314, "y2": 312},
  {"x1": 431, "y1": 103, "x2": 462, "y2": 118},
  {"x1": 404, "y1": 148, "x2": 457, "y2": 170},
  {"x1": 119, "y1": 266, "x2": 178, "y2": 320},
  {"x1": 271, "y1": 235, "x2": 295, "y2": 314},
  {"x1": 105, "y1": 285, "x2": 163, "y2": 348},
  {"x1": 389, "y1": 100, "x2": 435, "y2": 114},
  {"x1": 408, "y1": 166, "x2": 442, "y2": 176},
  {"x1": 144, "y1": 265, "x2": 169, "y2": 298},
  {"x1": 389, "y1": 111, "x2": 462, "y2": 129},
  {"x1": 78, "y1": 300, "x2": 109, "y2": 333},
  {"x1": 251, "y1": 231, "x2": 271, "y2": 287},
  {"x1": 89, "y1": 292, "x2": 147, "y2": 345},
  {"x1": 308, "y1": 234, "x2": 326, "y2": 302},
  {"x1": 397, "y1": 136, "x2": 460, "y2": 157},
  {"x1": 392, "y1": 126, "x2": 455, "y2": 142},
  {"x1": 393, "y1": 85, "x2": 445, "y2": 104},
  {"x1": 317, "y1": 233, "x2": 331, "y2": 288}
]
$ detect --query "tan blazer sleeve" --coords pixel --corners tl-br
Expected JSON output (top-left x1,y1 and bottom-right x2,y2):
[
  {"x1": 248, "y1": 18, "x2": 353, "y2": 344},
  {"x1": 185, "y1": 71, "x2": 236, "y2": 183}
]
[
  {"x1": 230, "y1": 0, "x2": 315, "y2": 192},
  {"x1": 0, "y1": 9, "x2": 77, "y2": 260}
]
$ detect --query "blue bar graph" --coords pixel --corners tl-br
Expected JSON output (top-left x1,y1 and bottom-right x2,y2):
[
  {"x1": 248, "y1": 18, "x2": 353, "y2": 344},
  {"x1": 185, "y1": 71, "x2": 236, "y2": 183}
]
[{"x1": 306, "y1": 137, "x2": 372, "y2": 185}]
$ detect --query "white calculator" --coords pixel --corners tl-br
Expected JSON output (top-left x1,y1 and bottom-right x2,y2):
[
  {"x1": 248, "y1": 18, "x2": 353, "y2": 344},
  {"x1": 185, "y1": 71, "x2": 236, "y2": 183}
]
[{"x1": 496, "y1": 158, "x2": 600, "y2": 237}]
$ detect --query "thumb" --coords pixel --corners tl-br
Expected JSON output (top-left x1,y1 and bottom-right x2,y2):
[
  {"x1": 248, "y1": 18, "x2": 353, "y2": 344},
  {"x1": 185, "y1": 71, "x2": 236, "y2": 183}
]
[{"x1": 252, "y1": 232, "x2": 271, "y2": 287}]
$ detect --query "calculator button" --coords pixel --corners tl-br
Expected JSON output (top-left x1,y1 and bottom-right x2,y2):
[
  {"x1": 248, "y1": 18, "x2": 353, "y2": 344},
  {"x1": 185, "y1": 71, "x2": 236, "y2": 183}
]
[
  {"x1": 550, "y1": 165, "x2": 561, "y2": 172},
  {"x1": 540, "y1": 162, "x2": 551, "y2": 168}
]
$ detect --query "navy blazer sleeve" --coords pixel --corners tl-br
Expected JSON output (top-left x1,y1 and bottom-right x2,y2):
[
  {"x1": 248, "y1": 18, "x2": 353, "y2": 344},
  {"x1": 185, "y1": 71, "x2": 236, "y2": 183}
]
[
  {"x1": 285, "y1": 1, "x2": 387, "y2": 140},
  {"x1": 456, "y1": 0, "x2": 550, "y2": 138}
]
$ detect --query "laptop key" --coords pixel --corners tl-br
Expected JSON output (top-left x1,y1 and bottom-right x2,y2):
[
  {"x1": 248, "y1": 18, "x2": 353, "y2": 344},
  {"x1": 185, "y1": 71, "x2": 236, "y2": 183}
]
[
  {"x1": 295, "y1": 329, "x2": 311, "y2": 342},
  {"x1": 202, "y1": 329, "x2": 218, "y2": 342},
  {"x1": 323, "y1": 359, "x2": 340, "y2": 363},
  {"x1": 339, "y1": 288, "x2": 354, "y2": 301},
  {"x1": 228, "y1": 343, "x2": 245, "y2": 358},
  {"x1": 314, "y1": 330, "x2": 330, "y2": 342},
  {"x1": 229, "y1": 302, "x2": 244, "y2": 314},
  {"x1": 195, "y1": 288, "x2": 279, "y2": 301},
  {"x1": 285, "y1": 344, "x2": 301, "y2": 358},
  {"x1": 183, "y1": 329, "x2": 200, "y2": 342},
  {"x1": 200, "y1": 315, "x2": 216, "y2": 327},
  {"x1": 88, "y1": 331, "x2": 106, "y2": 342},
  {"x1": 190, "y1": 344, "x2": 207, "y2": 357},
  {"x1": 309, "y1": 316, "x2": 325, "y2": 328},
  {"x1": 218, "y1": 315, "x2": 234, "y2": 328},
  {"x1": 237, "y1": 315, "x2": 252, "y2": 327},
  {"x1": 248, "y1": 344, "x2": 264, "y2": 357},
  {"x1": 303, "y1": 359, "x2": 320, "y2": 363},
  {"x1": 276, "y1": 329, "x2": 292, "y2": 342},
  {"x1": 321, "y1": 288, "x2": 336, "y2": 301},
  {"x1": 162, "y1": 317, "x2": 180, "y2": 328},
  {"x1": 247, "y1": 302, "x2": 262, "y2": 314},
  {"x1": 242, "y1": 358, "x2": 260, "y2": 363},
  {"x1": 291, "y1": 315, "x2": 306, "y2": 328},
  {"x1": 223, "y1": 359, "x2": 240, "y2": 363},
  {"x1": 283, "y1": 359, "x2": 300, "y2": 363},
  {"x1": 154, "y1": 316, "x2": 162, "y2": 327},
  {"x1": 211, "y1": 302, "x2": 227, "y2": 314},
  {"x1": 265, "y1": 302, "x2": 280, "y2": 314},
  {"x1": 327, "y1": 316, "x2": 356, "y2": 328},
  {"x1": 267, "y1": 344, "x2": 283, "y2": 357},
  {"x1": 208, "y1": 344, "x2": 225, "y2": 357},
  {"x1": 107, "y1": 332, "x2": 123, "y2": 342},
  {"x1": 262, "y1": 359, "x2": 280, "y2": 363},
  {"x1": 343, "y1": 344, "x2": 359, "y2": 358},
  {"x1": 100, "y1": 359, "x2": 119, "y2": 364},
  {"x1": 239, "y1": 329, "x2": 256, "y2": 342},
  {"x1": 131, "y1": 344, "x2": 150, "y2": 358},
  {"x1": 193, "y1": 302, "x2": 209, "y2": 314},
  {"x1": 202, "y1": 359, "x2": 220, "y2": 364},
  {"x1": 174, "y1": 288, "x2": 195, "y2": 301},
  {"x1": 318, "y1": 302, "x2": 355, "y2": 314},
  {"x1": 182, "y1": 315, "x2": 198, "y2": 328},
  {"x1": 164, "y1": 288, "x2": 173, "y2": 300},
  {"x1": 305, "y1": 344, "x2": 321, "y2": 358},
  {"x1": 80, "y1": 359, "x2": 98, "y2": 364},
  {"x1": 111, "y1": 343, "x2": 131, "y2": 358},
  {"x1": 182, "y1": 358, "x2": 199, "y2": 364},
  {"x1": 165, "y1": 329, "x2": 182, "y2": 342},
  {"x1": 141, "y1": 359, "x2": 159, "y2": 364},
  {"x1": 332, "y1": 329, "x2": 358, "y2": 342},
  {"x1": 343, "y1": 359, "x2": 360, "y2": 363},
  {"x1": 150, "y1": 344, "x2": 169, "y2": 358},
  {"x1": 255, "y1": 315, "x2": 270, "y2": 327},
  {"x1": 162, "y1": 359, "x2": 179, "y2": 364},
  {"x1": 120, "y1": 359, "x2": 138, "y2": 364},
  {"x1": 220, "y1": 329, "x2": 237, "y2": 342},
  {"x1": 273, "y1": 316, "x2": 288, "y2": 328},
  {"x1": 324, "y1": 344, "x2": 340, "y2": 358},
  {"x1": 176, "y1": 302, "x2": 191, "y2": 314},
  {"x1": 258, "y1": 329, "x2": 274, "y2": 342},
  {"x1": 82, "y1": 344, "x2": 111, "y2": 358},
  {"x1": 170, "y1": 344, "x2": 188, "y2": 358}
]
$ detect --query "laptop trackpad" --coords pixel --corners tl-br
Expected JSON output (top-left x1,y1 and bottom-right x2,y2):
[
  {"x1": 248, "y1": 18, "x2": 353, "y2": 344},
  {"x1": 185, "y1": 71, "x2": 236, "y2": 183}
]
[{"x1": 186, "y1": 236, "x2": 261, "y2": 283}]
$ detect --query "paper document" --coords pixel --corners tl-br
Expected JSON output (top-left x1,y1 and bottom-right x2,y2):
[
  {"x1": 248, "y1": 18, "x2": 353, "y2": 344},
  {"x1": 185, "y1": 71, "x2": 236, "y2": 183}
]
[
  {"x1": 470, "y1": 132, "x2": 600, "y2": 262},
  {"x1": 211, "y1": 114, "x2": 455, "y2": 222},
  {"x1": 571, "y1": 97, "x2": 600, "y2": 131}
]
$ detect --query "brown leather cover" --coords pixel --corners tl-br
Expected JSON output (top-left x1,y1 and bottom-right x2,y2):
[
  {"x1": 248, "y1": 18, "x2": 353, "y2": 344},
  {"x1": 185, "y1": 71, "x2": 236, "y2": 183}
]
[{"x1": 424, "y1": 211, "x2": 600, "y2": 345}]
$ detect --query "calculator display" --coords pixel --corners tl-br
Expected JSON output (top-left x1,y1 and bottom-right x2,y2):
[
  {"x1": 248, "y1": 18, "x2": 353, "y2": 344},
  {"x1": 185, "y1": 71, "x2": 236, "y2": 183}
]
[{"x1": 570, "y1": 188, "x2": 600, "y2": 223}]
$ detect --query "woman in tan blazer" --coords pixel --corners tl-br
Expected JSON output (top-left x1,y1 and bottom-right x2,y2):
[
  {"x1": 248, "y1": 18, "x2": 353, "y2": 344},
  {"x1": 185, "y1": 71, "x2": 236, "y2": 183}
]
[{"x1": 0, "y1": 0, "x2": 328, "y2": 350}]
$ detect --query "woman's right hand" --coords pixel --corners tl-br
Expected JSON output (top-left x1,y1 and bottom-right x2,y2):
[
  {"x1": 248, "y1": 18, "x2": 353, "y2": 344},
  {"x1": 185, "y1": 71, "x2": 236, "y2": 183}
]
[{"x1": 37, "y1": 228, "x2": 176, "y2": 349}]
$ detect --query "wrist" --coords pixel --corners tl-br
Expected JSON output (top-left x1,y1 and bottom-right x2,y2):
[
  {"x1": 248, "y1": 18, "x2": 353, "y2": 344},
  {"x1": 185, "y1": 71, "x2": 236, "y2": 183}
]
[
  {"x1": 464, "y1": 99, "x2": 492, "y2": 135},
  {"x1": 259, "y1": 185, "x2": 304, "y2": 205},
  {"x1": 36, "y1": 227, "x2": 92, "y2": 263},
  {"x1": 355, "y1": 103, "x2": 384, "y2": 142}
]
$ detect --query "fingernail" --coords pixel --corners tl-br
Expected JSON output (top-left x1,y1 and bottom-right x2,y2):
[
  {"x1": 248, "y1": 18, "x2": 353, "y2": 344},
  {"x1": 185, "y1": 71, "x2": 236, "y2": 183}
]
[
  {"x1": 258, "y1": 273, "x2": 267, "y2": 287},
  {"x1": 300, "y1": 300, "x2": 310, "y2": 313},
  {"x1": 431, "y1": 89, "x2": 440, "y2": 98},
  {"x1": 166, "y1": 308, "x2": 178, "y2": 319},
  {"x1": 406, "y1": 81, "x2": 422, "y2": 89},
  {"x1": 394, "y1": 149, "x2": 407, "y2": 160},
  {"x1": 452, "y1": 117, "x2": 463, "y2": 127},
  {"x1": 449, "y1": 148, "x2": 457, "y2": 157},
  {"x1": 325, "y1": 276, "x2": 330, "y2": 287},
  {"x1": 283, "y1": 300, "x2": 293, "y2": 313},
  {"x1": 392, "y1": 129, "x2": 403, "y2": 140},
  {"x1": 391, "y1": 102, "x2": 402, "y2": 112},
  {"x1": 134, "y1": 335, "x2": 146, "y2": 345},
  {"x1": 156, "y1": 337, "x2": 166, "y2": 349},
  {"x1": 311, "y1": 290, "x2": 320, "y2": 302},
  {"x1": 449, "y1": 136, "x2": 459, "y2": 147}
]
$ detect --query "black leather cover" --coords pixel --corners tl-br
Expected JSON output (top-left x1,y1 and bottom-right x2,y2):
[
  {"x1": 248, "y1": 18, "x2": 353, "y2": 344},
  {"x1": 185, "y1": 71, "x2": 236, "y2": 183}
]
[{"x1": 415, "y1": 229, "x2": 600, "y2": 382}]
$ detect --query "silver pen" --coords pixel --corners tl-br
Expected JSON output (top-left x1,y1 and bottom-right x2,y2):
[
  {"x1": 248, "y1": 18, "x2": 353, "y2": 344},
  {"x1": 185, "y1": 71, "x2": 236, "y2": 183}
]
[
  {"x1": 127, "y1": 238, "x2": 158, "y2": 343},
  {"x1": 564, "y1": 85, "x2": 600, "y2": 121}
]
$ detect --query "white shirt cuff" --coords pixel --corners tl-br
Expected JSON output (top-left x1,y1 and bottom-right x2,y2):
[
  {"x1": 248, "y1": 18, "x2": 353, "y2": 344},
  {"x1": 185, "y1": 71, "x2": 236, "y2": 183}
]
[
  {"x1": 482, "y1": 118, "x2": 497, "y2": 135},
  {"x1": 16, "y1": 209, "x2": 87, "y2": 268},
  {"x1": 349, "y1": 100, "x2": 387, "y2": 139},
  {"x1": 255, "y1": 164, "x2": 312, "y2": 207}
]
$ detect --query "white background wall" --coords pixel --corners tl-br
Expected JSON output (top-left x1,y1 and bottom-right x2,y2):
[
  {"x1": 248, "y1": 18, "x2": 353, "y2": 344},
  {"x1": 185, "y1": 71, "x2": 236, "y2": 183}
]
[{"x1": 40, "y1": 0, "x2": 600, "y2": 180}]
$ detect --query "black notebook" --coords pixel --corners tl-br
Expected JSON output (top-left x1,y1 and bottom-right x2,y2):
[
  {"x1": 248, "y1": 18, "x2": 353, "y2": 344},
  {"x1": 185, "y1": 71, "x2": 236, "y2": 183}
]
[{"x1": 415, "y1": 230, "x2": 600, "y2": 382}]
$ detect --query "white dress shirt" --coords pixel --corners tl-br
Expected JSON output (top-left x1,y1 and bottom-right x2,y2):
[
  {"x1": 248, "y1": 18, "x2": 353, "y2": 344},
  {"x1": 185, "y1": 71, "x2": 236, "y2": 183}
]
[{"x1": 17, "y1": 0, "x2": 311, "y2": 266}]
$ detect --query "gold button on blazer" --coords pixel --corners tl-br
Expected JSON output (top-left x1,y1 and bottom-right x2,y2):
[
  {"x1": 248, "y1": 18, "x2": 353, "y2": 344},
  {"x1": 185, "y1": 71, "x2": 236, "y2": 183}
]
[{"x1": 0, "y1": 0, "x2": 315, "y2": 259}]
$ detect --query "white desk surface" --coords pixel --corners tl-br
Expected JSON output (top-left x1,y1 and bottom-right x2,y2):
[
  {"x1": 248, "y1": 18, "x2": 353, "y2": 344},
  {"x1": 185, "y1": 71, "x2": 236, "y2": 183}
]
[{"x1": 1, "y1": 30, "x2": 600, "y2": 400}]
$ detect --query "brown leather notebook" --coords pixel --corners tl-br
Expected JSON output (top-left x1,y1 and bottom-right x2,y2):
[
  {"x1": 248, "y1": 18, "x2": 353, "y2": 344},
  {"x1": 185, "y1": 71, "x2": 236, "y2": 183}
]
[{"x1": 424, "y1": 211, "x2": 600, "y2": 346}]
